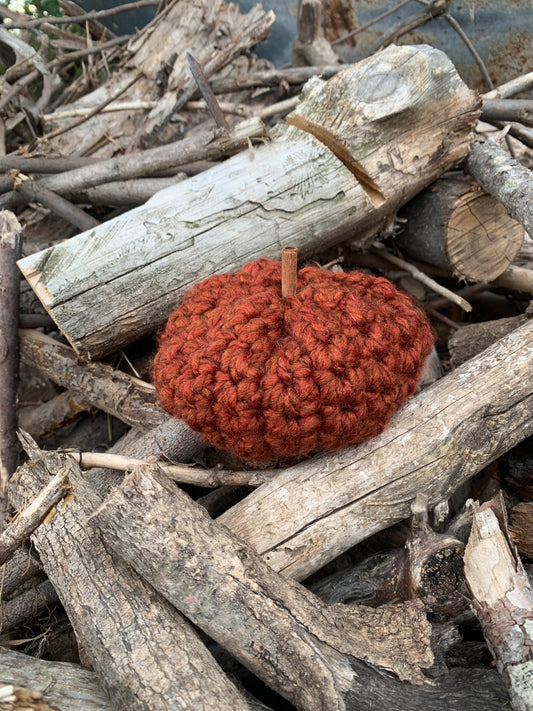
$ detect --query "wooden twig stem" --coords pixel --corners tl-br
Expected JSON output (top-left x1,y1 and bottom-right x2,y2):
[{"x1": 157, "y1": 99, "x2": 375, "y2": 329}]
[
  {"x1": 281, "y1": 247, "x2": 298, "y2": 298},
  {"x1": 186, "y1": 52, "x2": 229, "y2": 130}
]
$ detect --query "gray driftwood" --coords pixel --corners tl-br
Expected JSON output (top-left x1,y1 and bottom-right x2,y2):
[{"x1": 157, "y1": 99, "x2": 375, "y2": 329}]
[
  {"x1": 18, "y1": 44, "x2": 480, "y2": 359},
  {"x1": 90, "y1": 463, "x2": 509, "y2": 711},
  {"x1": 218, "y1": 320, "x2": 533, "y2": 582}
]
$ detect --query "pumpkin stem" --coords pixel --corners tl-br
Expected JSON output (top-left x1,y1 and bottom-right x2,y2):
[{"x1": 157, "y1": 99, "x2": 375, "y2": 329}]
[{"x1": 281, "y1": 247, "x2": 298, "y2": 297}]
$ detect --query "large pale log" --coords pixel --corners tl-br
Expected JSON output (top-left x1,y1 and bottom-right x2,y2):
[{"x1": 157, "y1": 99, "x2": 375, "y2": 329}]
[
  {"x1": 91, "y1": 463, "x2": 509, "y2": 711},
  {"x1": 218, "y1": 320, "x2": 533, "y2": 582},
  {"x1": 18, "y1": 44, "x2": 480, "y2": 359}
]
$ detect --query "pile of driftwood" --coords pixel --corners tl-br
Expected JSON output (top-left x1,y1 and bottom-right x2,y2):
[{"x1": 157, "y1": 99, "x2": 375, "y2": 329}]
[{"x1": 1, "y1": 1, "x2": 533, "y2": 709}]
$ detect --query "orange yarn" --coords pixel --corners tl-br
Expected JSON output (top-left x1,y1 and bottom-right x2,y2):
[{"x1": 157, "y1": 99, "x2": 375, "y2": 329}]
[{"x1": 153, "y1": 259, "x2": 433, "y2": 462}]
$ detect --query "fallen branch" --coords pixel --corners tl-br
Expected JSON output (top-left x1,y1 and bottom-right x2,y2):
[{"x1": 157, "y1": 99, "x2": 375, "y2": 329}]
[{"x1": 0, "y1": 211, "x2": 22, "y2": 528}]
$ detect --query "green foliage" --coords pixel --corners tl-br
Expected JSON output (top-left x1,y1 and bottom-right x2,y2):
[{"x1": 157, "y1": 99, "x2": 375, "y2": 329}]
[{"x1": 22, "y1": 0, "x2": 61, "y2": 17}]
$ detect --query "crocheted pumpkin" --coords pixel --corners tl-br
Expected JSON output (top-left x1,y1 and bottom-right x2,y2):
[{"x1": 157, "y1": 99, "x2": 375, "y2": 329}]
[{"x1": 153, "y1": 259, "x2": 433, "y2": 462}]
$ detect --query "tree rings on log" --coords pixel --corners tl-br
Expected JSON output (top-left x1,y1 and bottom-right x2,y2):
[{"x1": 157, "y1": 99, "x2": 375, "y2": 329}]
[{"x1": 397, "y1": 173, "x2": 524, "y2": 282}]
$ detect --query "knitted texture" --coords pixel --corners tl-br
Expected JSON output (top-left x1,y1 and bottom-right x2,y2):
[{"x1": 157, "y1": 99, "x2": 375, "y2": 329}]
[{"x1": 153, "y1": 259, "x2": 433, "y2": 462}]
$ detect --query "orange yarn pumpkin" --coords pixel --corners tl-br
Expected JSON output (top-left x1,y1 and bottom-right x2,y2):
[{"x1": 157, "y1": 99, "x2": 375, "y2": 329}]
[{"x1": 153, "y1": 259, "x2": 433, "y2": 462}]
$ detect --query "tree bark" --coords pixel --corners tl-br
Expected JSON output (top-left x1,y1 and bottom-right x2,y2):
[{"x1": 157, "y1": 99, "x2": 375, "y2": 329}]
[
  {"x1": 464, "y1": 494, "x2": 533, "y2": 711},
  {"x1": 218, "y1": 320, "x2": 533, "y2": 582},
  {"x1": 91, "y1": 463, "x2": 509, "y2": 711},
  {"x1": 8, "y1": 443, "x2": 251, "y2": 711},
  {"x1": 18, "y1": 44, "x2": 481, "y2": 359},
  {"x1": 0, "y1": 646, "x2": 110, "y2": 711},
  {"x1": 396, "y1": 173, "x2": 524, "y2": 282}
]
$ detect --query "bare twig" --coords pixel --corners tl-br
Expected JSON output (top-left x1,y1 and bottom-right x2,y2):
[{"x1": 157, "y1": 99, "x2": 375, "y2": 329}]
[
  {"x1": 42, "y1": 73, "x2": 142, "y2": 141},
  {"x1": 4, "y1": 0, "x2": 160, "y2": 32},
  {"x1": 370, "y1": 244, "x2": 473, "y2": 311},
  {"x1": 0, "y1": 435, "x2": 71, "y2": 567},
  {"x1": 331, "y1": 0, "x2": 413, "y2": 46},
  {"x1": 482, "y1": 99, "x2": 533, "y2": 127},
  {"x1": 51, "y1": 34, "x2": 133, "y2": 66},
  {"x1": 0, "y1": 212, "x2": 22, "y2": 530},
  {"x1": 10, "y1": 173, "x2": 100, "y2": 231},
  {"x1": 67, "y1": 451, "x2": 275, "y2": 488},
  {"x1": 376, "y1": 0, "x2": 450, "y2": 51},
  {"x1": 483, "y1": 71, "x2": 533, "y2": 101},
  {"x1": 187, "y1": 52, "x2": 229, "y2": 130}
]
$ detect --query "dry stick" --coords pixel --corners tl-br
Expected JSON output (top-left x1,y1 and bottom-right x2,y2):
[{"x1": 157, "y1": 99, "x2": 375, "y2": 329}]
[
  {"x1": 51, "y1": 34, "x2": 133, "y2": 66},
  {"x1": 5, "y1": 0, "x2": 161, "y2": 31},
  {"x1": 42, "y1": 73, "x2": 142, "y2": 141},
  {"x1": 0, "y1": 579, "x2": 60, "y2": 633},
  {"x1": 331, "y1": 0, "x2": 413, "y2": 46},
  {"x1": 0, "y1": 441, "x2": 71, "y2": 567},
  {"x1": 0, "y1": 156, "x2": 98, "y2": 173},
  {"x1": 483, "y1": 71, "x2": 533, "y2": 100},
  {"x1": 0, "y1": 118, "x2": 266, "y2": 209},
  {"x1": 281, "y1": 247, "x2": 298, "y2": 297},
  {"x1": 369, "y1": 245, "x2": 473, "y2": 312},
  {"x1": 11, "y1": 174, "x2": 100, "y2": 231},
  {"x1": 205, "y1": 64, "x2": 343, "y2": 95},
  {"x1": 482, "y1": 99, "x2": 533, "y2": 127},
  {"x1": 68, "y1": 451, "x2": 275, "y2": 488},
  {"x1": 0, "y1": 212, "x2": 22, "y2": 530},
  {"x1": 187, "y1": 52, "x2": 229, "y2": 130},
  {"x1": 464, "y1": 494, "x2": 533, "y2": 711}
]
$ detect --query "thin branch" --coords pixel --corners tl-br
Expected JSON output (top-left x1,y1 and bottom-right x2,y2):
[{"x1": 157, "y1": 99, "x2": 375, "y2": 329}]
[
  {"x1": 4, "y1": 0, "x2": 160, "y2": 32},
  {"x1": 51, "y1": 34, "x2": 133, "y2": 66},
  {"x1": 332, "y1": 0, "x2": 414, "y2": 46},
  {"x1": 67, "y1": 450, "x2": 276, "y2": 488},
  {"x1": 483, "y1": 71, "x2": 533, "y2": 101},
  {"x1": 10, "y1": 173, "x2": 100, "y2": 231},
  {"x1": 370, "y1": 244, "x2": 473, "y2": 312},
  {"x1": 187, "y1": 52, "x2": 229, "y2": 130},
  {"x1": 0, "y1": 212, "x2": 22, "y2": 529},
  {"x1": 482, "y1": 99, "x2": 533, "y2": 126}
]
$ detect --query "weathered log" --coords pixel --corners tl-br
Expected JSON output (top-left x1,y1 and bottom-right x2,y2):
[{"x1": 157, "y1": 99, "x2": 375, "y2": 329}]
[
  {"x1": 0, "y1": 646, "x2": 110, "y2": 711},
  {"x1": 449, "y1": 306, "x2": 532, "y2": 368},
  {"x1": 218, "y1": 320, "x2": 533, "y2": 582},
  {"x1": 17, "y1": 391, "x2": 89, "y2": 441},
  {"x1": 466, "y1": 135, "x2": 533, "y2": 238},
  {"x1": 18, "y1": 44, "x2": 481, "y2": 359},
  {"x1": 8, "y1": 443, "x2": 251, "y2": 711},
  {"x1": 464, "y1": 494, "x2": 533, "y2": 711},
  {"x1": 396, "y1": 173, "x2": 524, "y2": 282},
  {"x1": 91, "y1": 463, "x2": 509, "y2": 711},
  {"x1": 0, "y1": 210, "x2": 22, "y2": 527}
]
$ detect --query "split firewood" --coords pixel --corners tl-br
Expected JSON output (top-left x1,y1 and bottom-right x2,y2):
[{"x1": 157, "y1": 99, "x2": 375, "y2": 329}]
[
  {"x1": 464, "y1": 493, "x2": 533, "y2": 711},
  {"x1": 8, "y1": 441, "x2": 252, "y2": 711},
  {"x1": 218, "y1": 320, "x2": 533, "y2": 582},
  {"x1": 449, "y1": 304, "x2": 533, "y2": 368},
  {"x1": 396, "y1": 172, "x2": 524, "y2": 282},
  {"x1": 90, "y1": 462, "x2": 509, "y2": 711},
  {"x1": 0, "y1": 646, "x2": 111, "y2": 711},
  {"x1": 0, "y1": 211, "x2": 22, "y2": 528},
  {"x1": 18, "y1": 44, "x2": 481, "y2": 359}
]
